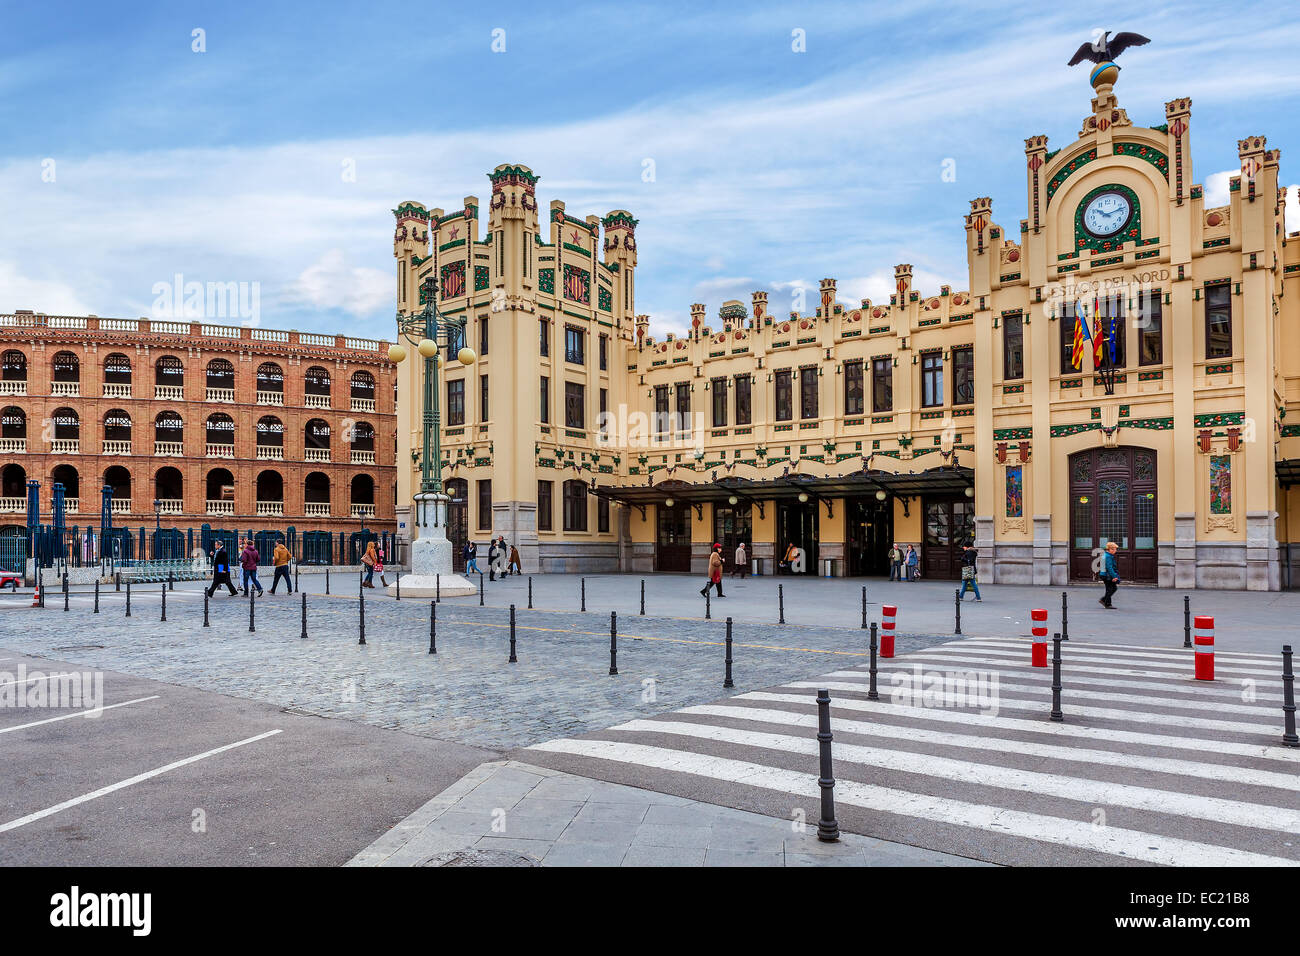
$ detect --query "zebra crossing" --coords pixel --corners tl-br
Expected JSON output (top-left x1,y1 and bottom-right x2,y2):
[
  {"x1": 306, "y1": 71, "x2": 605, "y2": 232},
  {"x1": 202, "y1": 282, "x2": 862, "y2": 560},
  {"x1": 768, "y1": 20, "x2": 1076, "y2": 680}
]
[{"x1": 524, "y1": 636, "x2": 1300, "y2": 866}]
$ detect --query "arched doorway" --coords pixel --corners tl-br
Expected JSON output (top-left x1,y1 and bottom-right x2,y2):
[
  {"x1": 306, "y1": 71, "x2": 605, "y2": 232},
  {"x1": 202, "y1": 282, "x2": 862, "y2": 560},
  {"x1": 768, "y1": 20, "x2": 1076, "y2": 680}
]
[
  {"x1": 1068, "y1": 446, "x2": 1158, "y2": 584},
  {"x1": 445, "y1": 478, "x2": 468, "y2": 571}
]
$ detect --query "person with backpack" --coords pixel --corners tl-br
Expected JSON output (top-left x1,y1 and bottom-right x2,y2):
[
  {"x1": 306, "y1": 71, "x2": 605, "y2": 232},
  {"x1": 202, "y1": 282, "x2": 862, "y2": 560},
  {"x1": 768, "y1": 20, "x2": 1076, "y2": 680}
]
[
  {"x1": 269, "y1": 541, "x2": 293, "y2": 595},
  {"x1": 464, "y1": 540, "x2": 482, "y2": 575},
  {"x1": 207, "y1": 542, "x2": 237, "y2": 598},
  {"x1": 1099, "y1": 541, "x2": 1121, "y2": 609},
  {"x1": 958, "y1": 543, "x2": 981, "y2": 601}
]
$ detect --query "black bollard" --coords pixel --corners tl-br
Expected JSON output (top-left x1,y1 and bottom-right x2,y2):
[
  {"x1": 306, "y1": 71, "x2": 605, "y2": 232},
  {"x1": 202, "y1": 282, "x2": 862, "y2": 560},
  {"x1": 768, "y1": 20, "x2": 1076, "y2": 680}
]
[
  {"x1": 581, "y1": 577, "x2": 586, "y2": 612},
  {"x1": 861, "y1": 586, "x2": 867, "y2": 629},
  {"x1": 300, "y1": 592, "x2": 307, "y2": 639},
  {"x1": 396, "y1": 571, "x2": 400, "y2": 601},
  {"x1": 436, "y1": 574, "x2": 441, "y2": 602},
  {"x1": 778, "y1": 584, "x2": 785, "y2": 625},
  {"x1": 1061, "y1": 591, "x2": 1069, "y2": 641},
  {"x1": 203, "y1": 590, "x2": 209, "y2": 627},
  {"x1": 358, "y1": 590, "x2": 366, "y2": 645},
  {"x1": 295, "y1": 561, "x2": 299, "y2": 592},
  {"x1": 815, "y1": 688, "x2": 840, "y2": 842},
  {"x1": 64, "y1": 581, "x2": 69, "y2": 612},
  {"x1": 326, "y1": 567, "x2": 330, "y2": 595},
  {"x1": 528, "y1": 575, "x2": 533, "y2": 610},
  {"x1": 723, "y1": 617, "x2": 734, "y2": 689},
  {"x1": 479, "y1": 572, "x2": 484, "y2": 607},
  {"x1": 509, "y1": 604, "x2": 517, "y2": 663},
  {"x1": 609, "y1": 611, "x2": 618, "y2": 676},
  {"x1": 168, "y1": 570, "x2": 174, "y2": 592},
  {"x1": 115, "y1": 571, "x2": 121, "y2": 592},
  {"x1": 954, "y1": 588, "x2": 962, "y2": 635},
  {"x1": 93, "y1": 579, "x2": 99, "y2": 614},
  {"x1": 160, "y1": 583, "x2": 166, "y2": 622},
  {"x1": 249, "y1": 586, "x2": 255, "y2": 633},
  {"x1": 428, "y1": 601, "x2": 437, "y2": 654},
  {"x1": 867, "y1": 622, "x2": 879, "y2": 701},
  {"x1": 705, "y1": 588, "x2": 711, "y2": 620},
  {"x1": 640, "y1": 579, "x2": 645, "y2": 616},
  {"x1": 125, "y1": 580, "x2": 131, "y2": 617},
  {"x1": 1283, "y1": 645, "x2": 1298, "y2": 747},
  {"x1": 1050, "y1": 633, "x2": 1063, "y2": 722},
  {"x1": 1183, "y1": 595, "x2": 1192, "y2": 649}
]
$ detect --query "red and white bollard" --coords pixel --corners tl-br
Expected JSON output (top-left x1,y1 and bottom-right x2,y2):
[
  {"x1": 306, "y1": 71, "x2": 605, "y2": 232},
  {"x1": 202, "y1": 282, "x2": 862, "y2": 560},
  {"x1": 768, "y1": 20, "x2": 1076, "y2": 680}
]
[
  {"x1": 1031, "y1": 608, "x2": 1048, "y2": 667},
  {"x1": 881, "y1": 604, "x2": 897, "y2": 658},
  {"x1": 1194, "y1": 615, "x2": 1215, "y2": 681}
]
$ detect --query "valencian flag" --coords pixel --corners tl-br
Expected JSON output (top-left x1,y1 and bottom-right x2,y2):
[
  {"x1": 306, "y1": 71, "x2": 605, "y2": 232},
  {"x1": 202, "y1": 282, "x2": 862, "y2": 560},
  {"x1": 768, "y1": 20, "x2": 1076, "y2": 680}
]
[{"x1": 1071, "y1": 306, "x2": 1085, "y2": 370}]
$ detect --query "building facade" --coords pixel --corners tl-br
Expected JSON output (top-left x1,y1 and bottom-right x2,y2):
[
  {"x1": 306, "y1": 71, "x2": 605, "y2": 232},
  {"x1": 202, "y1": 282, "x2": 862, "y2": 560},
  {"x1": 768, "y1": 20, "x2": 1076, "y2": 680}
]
[
  {"x1": 394, "y1": 75, "x2": 1300, "y2": 589},
  {"x1": 0, "y1": 312, "x2": 397, "y2": 544}
]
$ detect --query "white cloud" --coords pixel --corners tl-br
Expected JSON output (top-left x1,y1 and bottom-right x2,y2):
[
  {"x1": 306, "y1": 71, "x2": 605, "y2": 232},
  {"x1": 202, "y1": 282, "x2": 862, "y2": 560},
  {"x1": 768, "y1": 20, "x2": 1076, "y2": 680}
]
[
  {"x1": 287, "y1": 249, "x2": 392, "y2": 318},
  {"x1": 1203, "y1": 169, "x2": 1237, "y2": 208},
  {"x1": 0, "y1": 261, "x2": 94, "y2": 316},
  {"x1": 1287, "y1": 184, "x2": 1299, "y2": 233}
]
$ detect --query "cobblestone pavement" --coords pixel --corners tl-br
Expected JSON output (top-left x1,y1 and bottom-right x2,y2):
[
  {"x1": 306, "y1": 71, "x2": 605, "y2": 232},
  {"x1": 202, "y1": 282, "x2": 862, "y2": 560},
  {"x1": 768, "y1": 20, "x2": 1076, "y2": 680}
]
[{"x1": 0, "y1": 582, "x2": 946, "y2": 751}]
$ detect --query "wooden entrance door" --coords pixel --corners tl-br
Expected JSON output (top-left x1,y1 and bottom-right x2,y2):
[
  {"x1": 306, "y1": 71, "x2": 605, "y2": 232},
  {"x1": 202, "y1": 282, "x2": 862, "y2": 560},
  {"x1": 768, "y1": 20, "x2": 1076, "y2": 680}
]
[
  {"x1": 846, "y1": 497, "x2": 893, "y2": 576},
  {"x1": 1068, "y1": 447, "x2": 1157, "y2": 583},
  {"x1": 922, "y1": 497, "x2": 974, "y2": 580},
  {"x1": 656, "y1": 503, "x2": 691, "y2": 572},
  {"x1": 445, "y1": 478, "x2": 468, "y2": 572}
]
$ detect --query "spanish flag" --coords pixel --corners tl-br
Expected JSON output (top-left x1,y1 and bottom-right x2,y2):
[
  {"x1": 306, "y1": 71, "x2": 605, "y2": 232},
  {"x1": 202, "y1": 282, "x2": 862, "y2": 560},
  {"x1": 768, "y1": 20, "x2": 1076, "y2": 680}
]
[{"x1": 1071, "y1": 307, "x2": 1084, "y2": 371}]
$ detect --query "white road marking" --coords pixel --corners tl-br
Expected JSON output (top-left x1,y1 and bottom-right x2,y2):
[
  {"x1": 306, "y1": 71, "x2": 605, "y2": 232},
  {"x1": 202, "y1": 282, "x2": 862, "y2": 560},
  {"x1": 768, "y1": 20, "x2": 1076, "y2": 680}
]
[
  {"x1": 611, "y1": 718, "x2": 1299, "y2": 833},
  {"x1": 530, "y1": 738, "x2": 1294, "y2": 867},
  {"x1": 891, "y1": 650, "x2": 1271, "y2": 682},
  {"x1": 0, "y1": 729, "x2": 282, "y2": 834},
  {"x1": 913, "y1": 646, "x2": 1274, "y2": 679},
  {"x1": 680, "y1": 704, "x2": 1299, "y2": 790},
  {"x1": 0, "y1": 697, "x2": 161, "y2": 735},
  {"x1": 782, "y1": 680, "x2": 1277, "y2": 735},
  {"x1": 740, "y1": 692, "x2": 1300, "y2": 762},
  {"x1": 956, "y1": 638, "x2": 1279, "y2": 663}
]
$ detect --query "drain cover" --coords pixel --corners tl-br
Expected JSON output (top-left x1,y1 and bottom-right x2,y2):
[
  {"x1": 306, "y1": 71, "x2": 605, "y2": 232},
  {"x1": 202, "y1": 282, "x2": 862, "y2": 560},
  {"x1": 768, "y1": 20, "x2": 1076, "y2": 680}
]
[{"x1": 420, "y1": 849, "x2": 538, "y2": 867}]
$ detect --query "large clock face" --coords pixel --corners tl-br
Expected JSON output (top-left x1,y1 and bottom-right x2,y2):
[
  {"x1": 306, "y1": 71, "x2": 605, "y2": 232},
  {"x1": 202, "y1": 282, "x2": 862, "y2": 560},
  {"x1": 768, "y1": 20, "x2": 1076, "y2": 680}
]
[{"x1": 1082, "y1": 191, "x2": 1131, "y2": 237}]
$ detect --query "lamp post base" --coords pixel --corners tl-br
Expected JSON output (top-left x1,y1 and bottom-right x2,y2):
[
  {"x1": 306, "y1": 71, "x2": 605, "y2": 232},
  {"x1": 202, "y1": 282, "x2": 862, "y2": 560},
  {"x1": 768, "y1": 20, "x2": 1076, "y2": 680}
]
[{"x1": 389, "y1": 492, "x2": 477, "y2": 597}]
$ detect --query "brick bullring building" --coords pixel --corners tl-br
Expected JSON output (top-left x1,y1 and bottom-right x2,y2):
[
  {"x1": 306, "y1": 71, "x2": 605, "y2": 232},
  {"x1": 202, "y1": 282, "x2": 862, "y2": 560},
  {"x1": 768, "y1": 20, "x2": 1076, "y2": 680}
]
[{"x1": 0, "y1": 312, "x2": 397, "y2": 555}]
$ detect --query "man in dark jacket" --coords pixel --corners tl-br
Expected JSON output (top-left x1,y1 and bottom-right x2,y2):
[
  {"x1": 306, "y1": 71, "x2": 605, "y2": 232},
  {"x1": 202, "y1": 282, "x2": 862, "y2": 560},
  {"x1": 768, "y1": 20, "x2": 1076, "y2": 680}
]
[
  {"x1": 239, "y1": 540, "x2": 264, "y2": 597},
  {"x1": 207, "y1": 543, "x2": 237, "y2": 597},
  {"x1": 487, "y1": 538, "x2": 499, "y2": 581},
  {"x1": 1099, "y1": 541, "x2": 1120, "y2": 609},
  {"x1": 958, "y1": 543, "x2": 981, "y2": 601}
]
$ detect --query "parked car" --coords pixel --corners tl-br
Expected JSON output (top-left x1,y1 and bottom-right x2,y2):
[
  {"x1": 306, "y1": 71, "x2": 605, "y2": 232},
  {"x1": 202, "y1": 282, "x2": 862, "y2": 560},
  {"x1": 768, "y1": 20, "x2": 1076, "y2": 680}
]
[{"x1": 0, "y1": 571, "x2": 22, "y2": 590}]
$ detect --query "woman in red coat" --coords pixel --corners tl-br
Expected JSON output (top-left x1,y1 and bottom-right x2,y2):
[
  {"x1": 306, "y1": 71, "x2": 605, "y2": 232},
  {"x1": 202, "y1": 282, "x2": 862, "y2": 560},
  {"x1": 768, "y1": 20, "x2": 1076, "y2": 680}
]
[{"x1": 700, "y1": 543, "x2": 725, "y2": 599}]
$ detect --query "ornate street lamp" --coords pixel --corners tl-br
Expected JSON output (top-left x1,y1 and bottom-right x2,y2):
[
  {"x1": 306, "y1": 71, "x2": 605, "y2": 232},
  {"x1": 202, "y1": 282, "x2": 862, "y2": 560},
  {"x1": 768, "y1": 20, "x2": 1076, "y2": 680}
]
[{"x1": 388, "y1": 276, "x2": 478, "y2": 596}]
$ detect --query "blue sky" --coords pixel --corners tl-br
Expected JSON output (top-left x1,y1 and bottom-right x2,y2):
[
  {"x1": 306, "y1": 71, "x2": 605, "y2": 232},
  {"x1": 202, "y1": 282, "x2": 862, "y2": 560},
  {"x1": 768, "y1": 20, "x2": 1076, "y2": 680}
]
[{"x1": 2, "y1": 0, "x2": 1297, "y2": 337}]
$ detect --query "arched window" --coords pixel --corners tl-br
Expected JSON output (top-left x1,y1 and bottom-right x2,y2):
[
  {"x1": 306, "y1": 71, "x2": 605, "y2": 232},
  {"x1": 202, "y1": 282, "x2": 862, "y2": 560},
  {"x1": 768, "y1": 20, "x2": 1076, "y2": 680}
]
[
  {"x1": 51, "y1": 407, "x2": 79, "y2": 441},
  {"x1": 350, "y1": 370, "x2": 376, "y2": 411},
  {"x1": 155, "y1": 355, "x2": 185, "y2": 397},
  {"x1": 104, "y1": 353, "x2": 132, "y2": 383},
  {"x1": 1, "y1": 350, "x2": 27, "y2": 395},
  {"x1": 154, "y1": 410, "x2": 184, "y2": 452},
  {"x1": 256, "y1": 415, "x2": 284, "y2": 446},
  {"x1": 154, "y1": 466, "x2": 183, "y2": 505},
  {"x1": 103, "y1": 409, "x2": 132, "y2": 452},
  {"x1": 304, "y1": 472, "x2": 331, "y2": 516},
  {"x1": 103, "y1": 465, "x2": 132, "y2": 504},
  {"x1": 205, "y1": 413, "x2": 235, "y2": 449},
  {"x1": 1, "y1": 406, "x2": 26, "y2": 439},
  {"x1": 350, "y1": 421, "x2": 375, "y2": 462},
  {"x1": 206, "y1": 358, "x2": 235, "y2": 396},
  {"x1": 304, "y1": 366, "x2": 331, "y2": 408},
  {"x1": 350, "y1": 474, "x2": 375, "y2": 518},
  {"x1": 256, "y1": 362, "x2": 283, "y2": 393},
  {"x1": 52, "y1": 352, "x2": 80, "y2": 393},
  {"x1": 563, "y1": 479, "x2": 588, "y2": 532},
  {"x1": 52, "y1": 464, "x2": 79, "y2": 500},
  {"x1": 304, "y1": 418, "x2": 330, "y2": 460},
  {"x1": 205, "y1": 468, "x2": 235, "y2": 511},
  {"x1": 256, "y1": 470, "x2": 284, "y2": 515},
  {"x1": 1, "y1": 463, "x2": 27, "y2": 501}
]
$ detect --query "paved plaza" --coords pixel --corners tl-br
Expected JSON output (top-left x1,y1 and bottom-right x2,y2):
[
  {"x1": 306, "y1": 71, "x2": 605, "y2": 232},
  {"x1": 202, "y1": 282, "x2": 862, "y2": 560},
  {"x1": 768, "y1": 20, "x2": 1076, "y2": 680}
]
[{"x1": 1, "y1": 573, "x2": 1298, "y2": 866}]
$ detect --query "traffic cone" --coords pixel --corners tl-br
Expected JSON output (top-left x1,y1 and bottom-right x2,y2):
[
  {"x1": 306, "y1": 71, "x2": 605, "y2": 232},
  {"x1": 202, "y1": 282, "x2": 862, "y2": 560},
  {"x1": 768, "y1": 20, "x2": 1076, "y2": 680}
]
[{"x1": 30, "y1": 583, "x2": 41, "y2": 608}]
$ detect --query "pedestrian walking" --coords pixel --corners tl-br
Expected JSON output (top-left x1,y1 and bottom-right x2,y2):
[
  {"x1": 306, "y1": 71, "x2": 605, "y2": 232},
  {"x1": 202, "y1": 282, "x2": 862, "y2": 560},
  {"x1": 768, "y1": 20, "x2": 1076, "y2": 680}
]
[
  {"x1": 361, "y1": 541, "x2": 377, "y2": 587},
  {"x1": 778, "y1": 541, "x2": 800, "y2": 574},
  {"x1": 508, "y1": 544, "x2": 522, "y2": 576},
  {"x1": 269, "y1": 541, "x2": 293, "y2": 594},
  {"x1": 464, "y1": 541, "x2": 482, "y2": 575},
  {"x1": 700, "y1": 542, "x2": 725, "y2": 598},
  {"x1": 494, "y1": 536, "x2": 509, "y2": 577},
  {"x1": 958, "y1": 543, "x2": 982, "y2": 601},
  {"x1": 888, "y1": 543, "x2": 902, "y2": 581},
  {"x1": 239, "y1": 539, "x2": 264, "y2": 597},
  {"x1": 375, "y1": 547, "x2": 389, "y2": 588},
  {"x1": 1099, "y1": 541, "x2": 1120, "y2": 609},
  {"x1": 905, "y1": 544, "x2": 919, "y2": 581},
  {"x1": 733, "y1": 541, "x2": 747, "y2": 579},
  {"x1": 206, "y1": 542, "x2": 237, "y2": 597},
  {"x1": 487, "y1": 537, "x2": 500, "y2": 581}
]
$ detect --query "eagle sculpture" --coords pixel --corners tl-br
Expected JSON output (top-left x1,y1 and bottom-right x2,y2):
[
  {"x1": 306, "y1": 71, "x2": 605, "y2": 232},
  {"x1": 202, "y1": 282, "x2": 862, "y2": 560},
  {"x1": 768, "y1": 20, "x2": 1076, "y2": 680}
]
[{"x1": 1067, "y1": 31, "x2": 1150, "y2": 66}]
